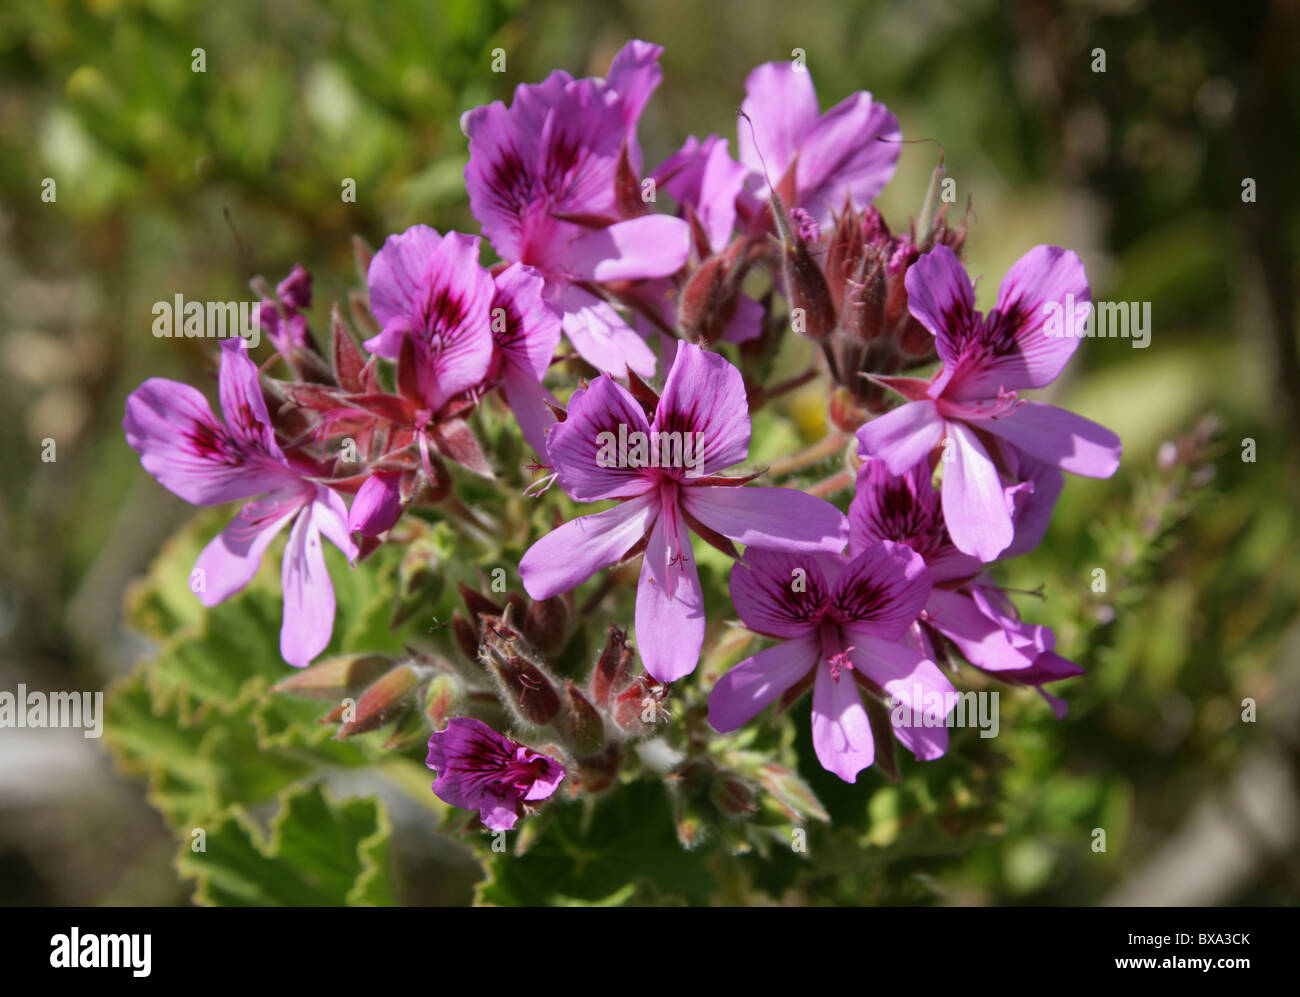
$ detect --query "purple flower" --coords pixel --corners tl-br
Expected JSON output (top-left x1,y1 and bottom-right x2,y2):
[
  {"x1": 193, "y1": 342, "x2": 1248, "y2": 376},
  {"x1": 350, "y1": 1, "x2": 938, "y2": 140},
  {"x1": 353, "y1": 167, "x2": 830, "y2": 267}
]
[
  {"x1": 737, "y1": 61, "x2": 901, "y2": 228},
  {"x1": 256, "y1": 263, "x2": 313, "y2": 361},
  {"x1": 849, "y1": 459, "x2": 1082, "y2": 717},
  {"x1": 123, "y1": 339, "x2": 356, "y2": 667},
  {"x1": 856, "y1": 244, "x2": 1122, "y2": 560},
  {"x1": 362, "y1": 225, "x2": 496, "y2": 414},
  {"x1": 426, "y1": 717, "x2": 566, "y2": 830},
  {"x1": 708, "y1": 541, "x2": 950, "y2": 782},
  {"x1": 364, "y1": 225, "x2": 562, "y2": 458},
  {"x1": 346, "y1": 471, "x2": 402, "y2": 539},
  {"x1": 519, "y1": 343, "x2": 848, "y2": 683},
  {"x1": 487, "y1": 262, "x2": 564, "y2": 457},
  {"x1": 463, "y1": 40, "x2": 691, "y2": 378},
  {"x1": 644, "y1": 135, "x2": 765, "y2": 349}
]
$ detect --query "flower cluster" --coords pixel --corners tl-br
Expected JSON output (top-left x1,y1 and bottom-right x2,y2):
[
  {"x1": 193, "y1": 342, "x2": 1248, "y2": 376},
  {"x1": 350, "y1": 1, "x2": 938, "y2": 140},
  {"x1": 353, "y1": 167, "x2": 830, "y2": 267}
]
[{"x1": 123, "y1": 40, "x2": 1119, "y2": 827}]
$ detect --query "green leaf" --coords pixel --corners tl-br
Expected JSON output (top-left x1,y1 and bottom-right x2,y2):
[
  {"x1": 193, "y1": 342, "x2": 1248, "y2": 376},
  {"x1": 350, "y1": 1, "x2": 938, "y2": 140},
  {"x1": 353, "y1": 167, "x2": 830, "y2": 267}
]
[
  {"x1": 177, "y1": 783, "x2": 393, "y2": 907},
  {"x1": 475, "y1": 781, "x2": 717, "y2": 906}
]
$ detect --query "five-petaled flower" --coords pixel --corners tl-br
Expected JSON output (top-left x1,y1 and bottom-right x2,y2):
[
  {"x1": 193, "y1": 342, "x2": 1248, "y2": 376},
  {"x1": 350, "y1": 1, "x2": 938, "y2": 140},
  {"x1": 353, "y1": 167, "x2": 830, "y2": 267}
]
[
  {"x1": 123, "y1": 338, "x2": 356, "y2": 667},
  {"x1": 463, "y1": 39, "x2": 690, "y2": 378},
  {"x1": 519, "y1": 343, "x2": 848, "y2": 683},
  {"x1": 850, "y1": 459, "x2": 1082, "y2": 717},
  {"x1": 736, "y1": 60, "x2": 901, "y2": 229},
  {"x1": 426, "y1": 717, "x2": 566, "y2": 830},
  {"x1": 708, "y1": 540, "x2": 952, "y2": 782},
  {"x1": 856, "y1": 244, "x2": 1122, "y2": 561}
]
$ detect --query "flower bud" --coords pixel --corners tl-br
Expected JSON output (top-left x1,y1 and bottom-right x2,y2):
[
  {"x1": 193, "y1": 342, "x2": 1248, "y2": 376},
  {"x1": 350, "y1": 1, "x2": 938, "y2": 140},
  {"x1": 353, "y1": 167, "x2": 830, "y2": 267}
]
[
  {"x1": 424, "y1": 673, "x2": 463, "y2": 730},
  {"x1": 590, "y1": 625, "x2": 634, "y2": 705},
  {"x1": 612, "y1": 677, "x2": 666, "y2": 736},
  {"x1": 755, "y1": 763, "x2": 829, "y2": 823},
  {"x1": 271, "y1": 653, "x2": 393, "y2": 699},
  {"x1": 336, "y1": 662, "x2": 428, "y2": 738},
  {"x1": 710, "y1": 772, "x2": 758, "y2": 819},
  {"x1": 563, "y1": 680, "x2": 606, "y2": 757},
  {"x1": 523, "y1": 594, "x2": 572, "y2": 657},
  {"x1": 482, "y1": 633, "x2": 561, "y2": 727},
  {"x1": 781, "y1": 238, "x2": 836, "y2": 343}
]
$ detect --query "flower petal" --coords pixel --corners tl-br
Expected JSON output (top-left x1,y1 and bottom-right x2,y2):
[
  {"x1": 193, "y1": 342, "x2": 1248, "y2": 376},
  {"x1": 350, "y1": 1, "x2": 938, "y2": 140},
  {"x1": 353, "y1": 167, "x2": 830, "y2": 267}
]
[
  {"x1": 366, "y1": 224, "x2": 444, "y2": 335},
  {"x1": 974, "y1": 401, "x2": 1121, "y2": 478},
  {"x1": 550, "y1": 282, "x2": 658, "y2": 378},
  {"x1": 795, "y1": 91, "x2": 901, "y2": 224},
  {"x1": 830, "y1": 540, "x2": 931, "y2": 639},
  {"x1": 845, "y1": 633, "x2": 952, "y2": 761},
  {"x1": 729, "y1": 548, "x2": 837, "y2": 639},
  {"x1": 708, "y1": 631, "x2": 820, "y2": 732},
  {"x1": 193, "y1": 492, "x2": 303, "y2": 606},
  {"x1": 546, "y1": 373, "x2": 654, "y2": 501},
  {"x1": 854, "y1": 401, "x2": 944, "y2": 475},
  {"x1": 811, "y1": 661, "x2": 874, "y2": 782},
  {"x1": 491, "y1": 262, "x2": 562, "y2": 380},
  {"x1": 652, "y1": 343, "x2": 750, "y2": 476},
  {"x1": 123, "y1": 376, "x2": 288, "y2": 506},
  {"x1": 519, "y1": 492, "x2": 658, "y2": 599},
  {"x1": 977, "y1": 244, "x2": 1091, "y2": 394},
  {"x1": 635, "y1": 501, "x2": 706, "y2": 682},
  {"x1": 941, "y1": 421, "x2": 1014, "y2": 561},
  {"x1": 501, "y1": 365, "x2": 558, "y2": 458},
  {"x1": 682, "y1": 484, "x2": 847, "y2": 552},
  {"x1": 280, "y1": 506, "x2": 337, "y2": 668},
  {"x1": 563, "y1": 215, "x2": 691, "y2": 282},
  {"x1": 409, "y1": 230, "x2": 496, "y2": 411},
  {"x1": 902, "y1": 245, "x2": 976, "y2": 375},
  {"x1": 737, "y1": 61, "x2": 819, "y2": 181},
  {"x1": 348, "y1": 473, "x2": 401, "y2": 539},
  {"x1": 605, "y1": 39, "x2": 664, "y2": 136}
]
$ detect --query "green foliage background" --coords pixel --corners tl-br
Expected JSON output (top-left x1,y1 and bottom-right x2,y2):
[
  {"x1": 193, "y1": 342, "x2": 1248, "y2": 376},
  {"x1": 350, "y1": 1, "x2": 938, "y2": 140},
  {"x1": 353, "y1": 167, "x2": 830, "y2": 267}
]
[{"x1": 1, "y1": 0, "x2": 1297, "y2": 905}]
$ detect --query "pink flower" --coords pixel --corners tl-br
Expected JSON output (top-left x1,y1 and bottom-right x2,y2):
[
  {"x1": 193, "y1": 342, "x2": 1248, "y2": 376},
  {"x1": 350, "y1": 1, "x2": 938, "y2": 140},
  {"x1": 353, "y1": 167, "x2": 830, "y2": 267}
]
[
  {"x1": 519, "y1": 343, "x2": 848, "y2": 683},
  {"x1": 849, "y1": 459, "x2": 1081, "y2": 717},
  {"x1": 708, "y1": 541, "x2": 950, "y2": 782},
  {"x1": 737, "y1": 61, "x2": 901, "y2": 228},
  {"x1": 426, "y1": 717, "x2": 566, "y2": 831},
  {"x1": 123, "y1": 339, "x2": 356, "y2": 667},
  {"x1": 255, "y1": 263, "x2": 314, "y2": 365},
  {"x1": 362, "y1": 225, "x2": 496, "y2": 413},
  {"x1": 856, "y1": 244, "x2": 1122, "y2": 560},
  {"x1": 361, "y1": 224, "x2": 561, "y2": 460},
  {"x1": 463, "y1": 40, "x2": 691, "y2": 378}
]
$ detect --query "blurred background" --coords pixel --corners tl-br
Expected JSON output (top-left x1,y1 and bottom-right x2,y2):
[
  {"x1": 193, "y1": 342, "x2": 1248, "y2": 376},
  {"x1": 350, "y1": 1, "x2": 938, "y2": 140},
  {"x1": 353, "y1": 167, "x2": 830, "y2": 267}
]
[{"x1": 1, "y1": 0, "x2": 1298, "y2": 905}]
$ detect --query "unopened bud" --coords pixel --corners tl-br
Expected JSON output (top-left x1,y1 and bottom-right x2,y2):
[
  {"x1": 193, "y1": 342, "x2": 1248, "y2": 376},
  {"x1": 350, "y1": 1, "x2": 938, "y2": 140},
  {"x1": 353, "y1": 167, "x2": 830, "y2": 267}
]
[
  {"x1": 711, "y1": 772, "x2": 758, "y2": 819},
  {"x1": 564, "y1": 680, "x2": 605, "y2": 756},
  {"x1": 523, "y1": 594, "x2": 572, "y2": 656},
  {"x1": 450, "y1": 610, "x2": 481, "y2": 666},
  {"x1": 336, "y1": 663, "x2": 427, "y2": 738},
  {"x1": 271, "y1": 653, "x2": 393, "y2": 699},
  {"x1": 484, "y1": 644, "x2": 561, "y2": 726},
  {"x1": 590, "y1": 625, "x2": 634, "y2": 705},
  {"x1": 424, "y1": 673, "x2": 462, "y2": 730},
  {"x1": 677, "y1": 254, "x2": 734, "y2": 344}
]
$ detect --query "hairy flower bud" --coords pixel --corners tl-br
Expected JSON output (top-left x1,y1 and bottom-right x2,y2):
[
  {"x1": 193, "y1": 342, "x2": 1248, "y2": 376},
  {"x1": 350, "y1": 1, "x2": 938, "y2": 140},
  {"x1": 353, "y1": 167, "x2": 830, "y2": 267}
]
[
  {"x1": 336, "y1": 662, "x2": 428, "y2": 738},
  {"x1": 563, "y1": 680, "x2": 606, "y2": 756},
  {"x1": 590, "y1": 625, "x2": 634, "y2": 705},
  {"x1": 424, "y1": 673, "x2": 463, "y2": 730},
  {"x1": 271, "y1": 653, "x2": 393, "y2": 699},
  {"x1": 523, "y1": 594, "x2": 572, "y2": 657},
  {"x1": 482, "y1": 622, "x2": 562, "y2": 726}
]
